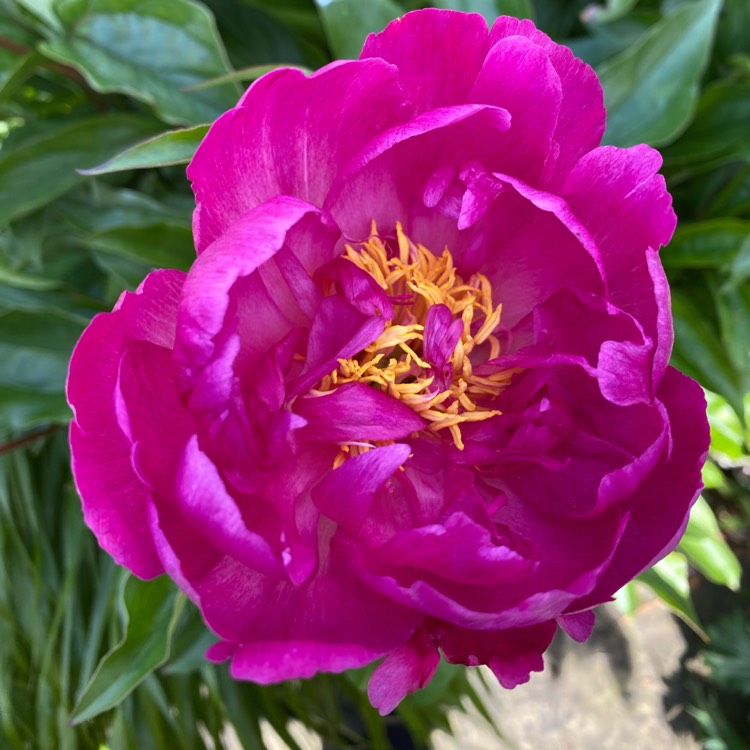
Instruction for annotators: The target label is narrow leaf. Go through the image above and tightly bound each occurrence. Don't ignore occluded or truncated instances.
[80,126,210,175]
[70,575,184,724]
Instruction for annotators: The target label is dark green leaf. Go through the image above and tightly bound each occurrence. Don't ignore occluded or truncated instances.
[663,82,750,167]
[71,575,185,724]
[314,0,402,60]
[0,310,82,393]
[80,125,209,175]
[598,0,722,147]
[665,220,750,268]
[40,0,240,125]
[83,224,195,271]
[671,289,744,415]
[0,385,71,430]
[704,611,750,695]
[0,115,161,226]
[678,496,742,591]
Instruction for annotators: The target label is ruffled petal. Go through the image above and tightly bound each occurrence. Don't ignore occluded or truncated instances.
[361,9,491,113]
[572,367,709,609]
[67,269,185,579]
[436,619,557,688]
[490,16,605,185]
[189,60,410,251]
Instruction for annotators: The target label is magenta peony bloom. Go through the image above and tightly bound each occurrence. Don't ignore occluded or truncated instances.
[68,9,709,713]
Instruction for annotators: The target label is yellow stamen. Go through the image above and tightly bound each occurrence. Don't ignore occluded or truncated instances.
[319,222,512,452]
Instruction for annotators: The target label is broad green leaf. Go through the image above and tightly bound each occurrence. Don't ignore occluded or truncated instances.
[434,0,534,22]
[82,224,195,270]
[80,125,210,175]
[598,0,722,147]
[678,496,742,591]
[0,384,71,429]
[663,82,750,167]
[0,115,160,226]
[665,220,750,268]
[314,0,402,60]
[71,575,184,724]
[41,0,240,125]
[0,310,82,393]
[638,552,704,636]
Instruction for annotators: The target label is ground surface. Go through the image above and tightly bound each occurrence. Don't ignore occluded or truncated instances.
[433,597,699,750]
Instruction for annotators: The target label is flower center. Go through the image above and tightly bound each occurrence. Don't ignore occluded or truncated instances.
[316,223,514,451]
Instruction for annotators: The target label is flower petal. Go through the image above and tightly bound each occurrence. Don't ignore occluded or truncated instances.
[189,60,410,251]
[67,270,185,579]
[296,383,424,442]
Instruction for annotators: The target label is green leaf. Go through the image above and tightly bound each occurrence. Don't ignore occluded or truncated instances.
[0,310,82,393]
[14,0,62,31]
[679,496,742,591]
[665,220,750,269]
[40,0,240,125]
[598,0,722,147]
[433,0,534,22]
[71,575,185,724]
[671,290,744,415]
[0,384,71,430]
[82,224,195,271]
[704,611,750,696]
[705,390,748,460]
[0,115,161,226]
[314,0,402,60]
[638,552,704,636]
[80,125,210,175]
[182,62,312,92]
[663,82,750,167]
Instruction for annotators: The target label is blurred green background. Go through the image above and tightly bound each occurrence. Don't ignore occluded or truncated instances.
[0,0,748,748]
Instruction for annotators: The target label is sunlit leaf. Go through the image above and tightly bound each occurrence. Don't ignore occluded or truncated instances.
[638,552,705,637]
[678,496,742,591]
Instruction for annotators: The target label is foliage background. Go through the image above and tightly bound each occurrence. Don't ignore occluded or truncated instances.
[0,0,748,747]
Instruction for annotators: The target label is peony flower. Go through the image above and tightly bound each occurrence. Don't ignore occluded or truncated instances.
[68,9,709,714]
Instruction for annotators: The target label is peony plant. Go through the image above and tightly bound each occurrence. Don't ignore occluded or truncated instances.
[67,9,709,714]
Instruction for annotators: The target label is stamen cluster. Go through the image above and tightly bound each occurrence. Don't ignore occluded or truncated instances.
[316,224,515,449]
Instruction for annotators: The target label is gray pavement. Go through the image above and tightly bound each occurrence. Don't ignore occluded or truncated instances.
[433,596,699,749]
